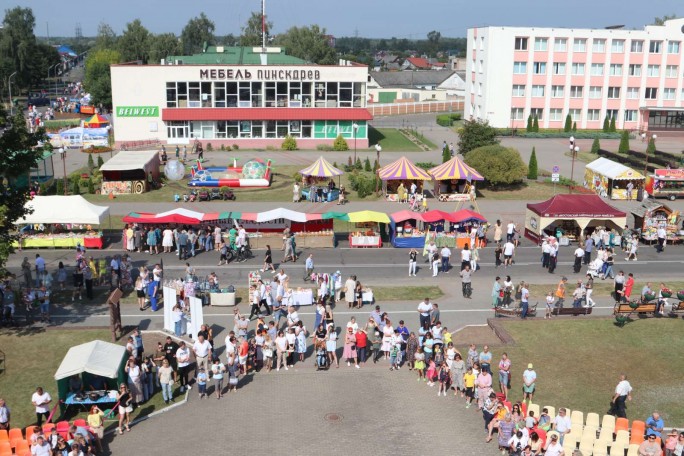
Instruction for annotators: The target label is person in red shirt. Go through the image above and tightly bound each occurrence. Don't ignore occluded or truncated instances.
[238,339,249,375]
[355,330,368,364]
[621,273,635,303]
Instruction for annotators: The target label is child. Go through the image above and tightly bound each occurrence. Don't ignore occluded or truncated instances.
[463,366,476,408]
[545,291,554,319]
[196,367,207,399]
[371,331,382,364]
[438,362,451,397]
[211,359,225,399]
[426,359,437,387]
[56,261,67,289]
[315,340,327,370]
[389,344,399,371]
[261,245,276,273]
[414,347,426,381]
[537,408,551,431]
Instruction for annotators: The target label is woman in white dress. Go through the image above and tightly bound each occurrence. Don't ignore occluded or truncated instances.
[326,323,339,368]
[162,228,174,253]
[213,226,222,251]
[381,318,394,360]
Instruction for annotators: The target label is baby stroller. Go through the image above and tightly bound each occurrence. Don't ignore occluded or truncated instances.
[316,345,329,370]
[586,257,604,279]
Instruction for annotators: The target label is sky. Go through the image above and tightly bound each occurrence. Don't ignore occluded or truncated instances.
[7,0,684,39]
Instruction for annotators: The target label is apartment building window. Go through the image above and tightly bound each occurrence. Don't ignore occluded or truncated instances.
[531,85,545,97]
[592,39,606,52]
[590,63,604,76]
[626,87,639,99]
[606,109,619,120]
[533,62,547,74]
[571,63,585,75]
[664,88,676,100]
[479,60,483,73]
[668,41,680,54]
[649,40,662,53]
[553,62,566,75]
[515,37,528,50]
[478,83,483,96]
[624,110,637,122]
[587,109,601,121]
[479,37,485,50]
[513,62,527,73]
[666,65,678,78]
[573,38,587,52]
[589,86,602,98]
[470,83,475,94]
[549,108,563,121]
[512,84,525,97]
[569,108,582,121]
[530,108,544,120]
[570,86,584,98]
[554,38,567,52]
[510,108,524,120]
[609,64,623,76]
[630,40,644,52]
[611,39,625,53]
[534,38,548,51]
[647,65,660,77]
[551,85,565,97]
[628,64,642,76]
[607,87,620,98]
[645,87,658,99]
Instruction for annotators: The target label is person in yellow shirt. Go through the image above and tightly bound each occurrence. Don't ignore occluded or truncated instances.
[88,257,99,281]
[442,328,452,346]
[86,405,104,452]
[463,366,476,408]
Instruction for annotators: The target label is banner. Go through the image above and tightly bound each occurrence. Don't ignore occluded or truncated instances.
[186,296,204,341]
[163,287,176,333]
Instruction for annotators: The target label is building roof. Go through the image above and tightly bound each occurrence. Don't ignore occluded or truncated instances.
[370,70,457,88]
[405,57,432,69]
[161,107,373,121]
[100,150,159,172]
[586,157,645,180]
[166,46,306,65]
[527,194,626,218]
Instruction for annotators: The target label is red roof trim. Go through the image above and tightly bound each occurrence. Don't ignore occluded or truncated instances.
[162,107,373,121]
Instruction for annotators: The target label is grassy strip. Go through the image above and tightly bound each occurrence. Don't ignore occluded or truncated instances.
[526,281,684,300]
[368,126,422,152]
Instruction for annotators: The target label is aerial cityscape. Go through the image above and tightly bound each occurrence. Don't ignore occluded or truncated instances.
[1,1,684,455]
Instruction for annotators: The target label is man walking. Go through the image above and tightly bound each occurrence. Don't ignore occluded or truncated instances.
[440,246,452,273]
[656,225,667,253]
[459,264,472,298]
[520,282,530,319]
[573,245,585,273]
[583,235,594,265]
[177,230,188,261]
[304,254,314,281]
[417,297,433,329]
[610,374,632,418]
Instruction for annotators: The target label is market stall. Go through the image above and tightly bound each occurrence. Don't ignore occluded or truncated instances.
[422,209,487,248]
[631,201,681,244]
[524,194,626,244]
[428,156,484,202]
[299,156,343,202]
[241,208,335,248]
[346,211,390,248]
[585,157,645,200]
[122,208,225,225]
[390,210,426,248]
[15,196,109,249]
[100,150,160,194]
[378,156,431,202]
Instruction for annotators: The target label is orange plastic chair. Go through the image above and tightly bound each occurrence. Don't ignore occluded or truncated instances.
[15,441,29,454]
[520,402,528,417]
[631,420,646,433]
[0,441,10,454]
[9,438,22,449]
[16,451,31,456]
[42,423,55,433]
[0,448,11,456]
[24,427,38,443]
[55,421,70,432]
[615,417,629,433]
[630,432,644,445]
[7,429,22,442]
[73,419,87,427]
[0,431,6,442]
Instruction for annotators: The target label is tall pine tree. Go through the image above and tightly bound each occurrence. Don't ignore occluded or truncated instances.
[527,147,538,179]
[564,114,572,132]
[618,130,630,154]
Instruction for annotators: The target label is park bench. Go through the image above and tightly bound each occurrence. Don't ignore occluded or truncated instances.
[668,301,684,316]
[552,306,593,316]
[494,303,537,318]
[613,300,657,316]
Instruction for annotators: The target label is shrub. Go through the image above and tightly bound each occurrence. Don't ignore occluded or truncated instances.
[56,179,64,195]
[527,147,538,180]
[232,144,239,150]
[464,145,527,186]
[544,176,576,186]
[602,117,610,132]
[364,157,372,171]
[266,145,276,151]
[436,113,462,127]
[526,115,533,132]
[564,114,572,132]
[333,161,338,168]
[355,157,363,170]
[646,137,656,156]
[281,135,298,150]
[87,153,95,171]
[292,172,302,183]
[316,144,333,151]
[373,159,379,172]
[87,178,95,194]
[458,118,499,155]
[591,137,601,154]
[609,117,616,132]
[532,115,539,132]
[442,144,451,163]
[97,155,104,168]
[71,179,80,195]
[415,162,437,170]
[220,144,226,151]
[618,130,630,154]
[348,172,376,198]
[206,142,213,151]
[572,122,577,132]
[332,134,349,151]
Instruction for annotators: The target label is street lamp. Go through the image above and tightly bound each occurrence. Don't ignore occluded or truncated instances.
[58,147,67,195]
[352,122,359,164]
[48,63,59,98]
[570,145,579,193]
[374,143,382,194]
[8,72,17,116]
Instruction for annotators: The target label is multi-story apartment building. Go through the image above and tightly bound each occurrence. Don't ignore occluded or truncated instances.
[466,18,684,132]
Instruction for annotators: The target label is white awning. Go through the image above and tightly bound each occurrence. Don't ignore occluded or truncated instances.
[17,195,110,225]
[54,340,127,380]
[586,157,644,180]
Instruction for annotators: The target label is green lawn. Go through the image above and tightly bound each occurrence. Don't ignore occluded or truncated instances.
[478,181,570,200]
[368,127,422,152]
[564,149,599,164]
[492,319,684,425]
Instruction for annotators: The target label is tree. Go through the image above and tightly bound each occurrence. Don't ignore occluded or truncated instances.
[333,134,349,151]
[602,117,610,132]
[464,145,527,186]
[609,116,616,132]
[277,25,336,64]
[527,147,538,180]
[572,121,577,132]
[364,157,372,171]
[181,13,215,54]
[83,48,122,108]
[94,22,118,50]
[532,115,539,132]
[148,33,181,64]
[591,137,601,154]
[564,114,572,132]
[0,107,50,274]
[97,155,104,168]
[427,30,441,55]
[646,137,656,156]
[653,14,676,25]
[457,118,499,155]
[87,153,95,171]
[526,115,532,132]
[240,11,272,47]
[618,130,630,154]
[442,143,451,163]
[117,19,151,63]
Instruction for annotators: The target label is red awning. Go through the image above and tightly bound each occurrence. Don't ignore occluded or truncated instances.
[527,194,626,218]
[162,107,373,121]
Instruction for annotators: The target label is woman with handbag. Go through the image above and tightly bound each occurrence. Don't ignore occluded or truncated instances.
[226,360,239,393]
[262,334,274,372]
[285,328,297,367]
[326,324,339,368]
[343,327,360,369]
[116,384,132,434]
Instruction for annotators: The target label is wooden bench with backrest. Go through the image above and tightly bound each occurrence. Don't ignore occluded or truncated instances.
[552,306,593,316]
[494,303,537,318]
[613,300,657,315]
[669,301,684,315]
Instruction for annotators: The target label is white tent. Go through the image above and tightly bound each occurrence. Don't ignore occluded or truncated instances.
[586,157,644,180]
[54,340,126,380]
[17,195,110,225]
[256,208,308,223]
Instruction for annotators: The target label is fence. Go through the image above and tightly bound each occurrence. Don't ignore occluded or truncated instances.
[120,139,161,150]
[368,100,464,117]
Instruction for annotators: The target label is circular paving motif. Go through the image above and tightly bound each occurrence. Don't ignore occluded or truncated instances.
[324,413,343,422]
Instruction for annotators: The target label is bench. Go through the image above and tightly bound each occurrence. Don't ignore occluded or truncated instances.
[552,306,593,316]
[494,303,537,318]
[668,301,684,316]
[613,300,657,316]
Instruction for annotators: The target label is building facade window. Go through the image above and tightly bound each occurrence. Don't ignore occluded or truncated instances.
[533,62,547,74]
[513,62,527,73]
[630,40,644,52]
[553,62,566,75]
[587,109,601,121]
[663,88,676,100]
[649,40,662,53]
[592,39,606,52]
[624,110,637,122]
[666,65,679,78]
[571,63,585,75]
[668,41,680,54]
[609,64,623,76]
[515,37,528,50]
[549,108,563,121]
[645,87,658,99]
[534,38,548,51]
[626,87,639,99]
[570,86,583,98]
[611,39,625,53]
[530,108,544,120]
[648,111,684,129]
[573,38,587,52]
[628,64,642,76]
[531,85,545,97]
[607,87,620,99]
[551,85,565,97]
[510,107,525,120]
[590,63,604,76]
[606,109,619,120]
[554,38,567,52]
[589,86,602,98]
[512,84,526,96]
[569,108,582,121]
[647,65,660,77]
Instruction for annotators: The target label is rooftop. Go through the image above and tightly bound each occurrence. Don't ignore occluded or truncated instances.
[165,45,307,65]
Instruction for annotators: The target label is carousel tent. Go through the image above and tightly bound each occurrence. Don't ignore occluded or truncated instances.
[428,156,484,181]
[378,157,431,181]
[17,196,110,225]
[525,194,626,242]
[83,114,110,128]
[299,157,344,177]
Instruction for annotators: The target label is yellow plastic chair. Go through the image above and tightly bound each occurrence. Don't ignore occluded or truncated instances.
[601,414,616,433]
[528,403,540,418]
[571,410,584,426]
[586,412,600,429]
[578,435,595,455]
[626,443,640,456]
[598,426,614,444]
[562,434,578,452]
[611,440,627,456]
[615,429,630,448]
[592,439,609,456]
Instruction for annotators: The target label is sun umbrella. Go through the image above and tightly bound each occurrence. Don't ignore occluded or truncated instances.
[299,157,344,177]
[428,156,484,181]
[378,157,432,181]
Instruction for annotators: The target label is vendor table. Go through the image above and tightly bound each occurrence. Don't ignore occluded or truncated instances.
[64,390,117,412]
[349,235,382,248]
[16,235,104,249]
[392,236,426,248]
[362,290,374,304]
[291,289,314,306]
[210,291,236,306]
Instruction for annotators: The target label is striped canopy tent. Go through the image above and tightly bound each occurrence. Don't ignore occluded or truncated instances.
[83,114,109,128]
[122,208,221,225]
[428,156,484,181]
[299,157,344,177]
[378,157,432,181]
[255,208,322,222]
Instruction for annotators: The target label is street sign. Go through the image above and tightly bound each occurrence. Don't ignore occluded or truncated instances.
[552,165,560,173]
[551,173,560,182]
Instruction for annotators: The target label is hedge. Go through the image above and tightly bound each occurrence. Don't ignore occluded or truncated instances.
[436,113,462,127]
[597,149,657,173]
[495,130,624,139]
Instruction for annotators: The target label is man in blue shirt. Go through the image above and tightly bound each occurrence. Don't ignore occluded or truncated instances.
[583,236,594,265]
[645,411,664,438]
[304,254,314,281]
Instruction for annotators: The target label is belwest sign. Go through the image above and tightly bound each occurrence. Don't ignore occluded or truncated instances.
[116,106,159,117]
[199,68,321,81]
